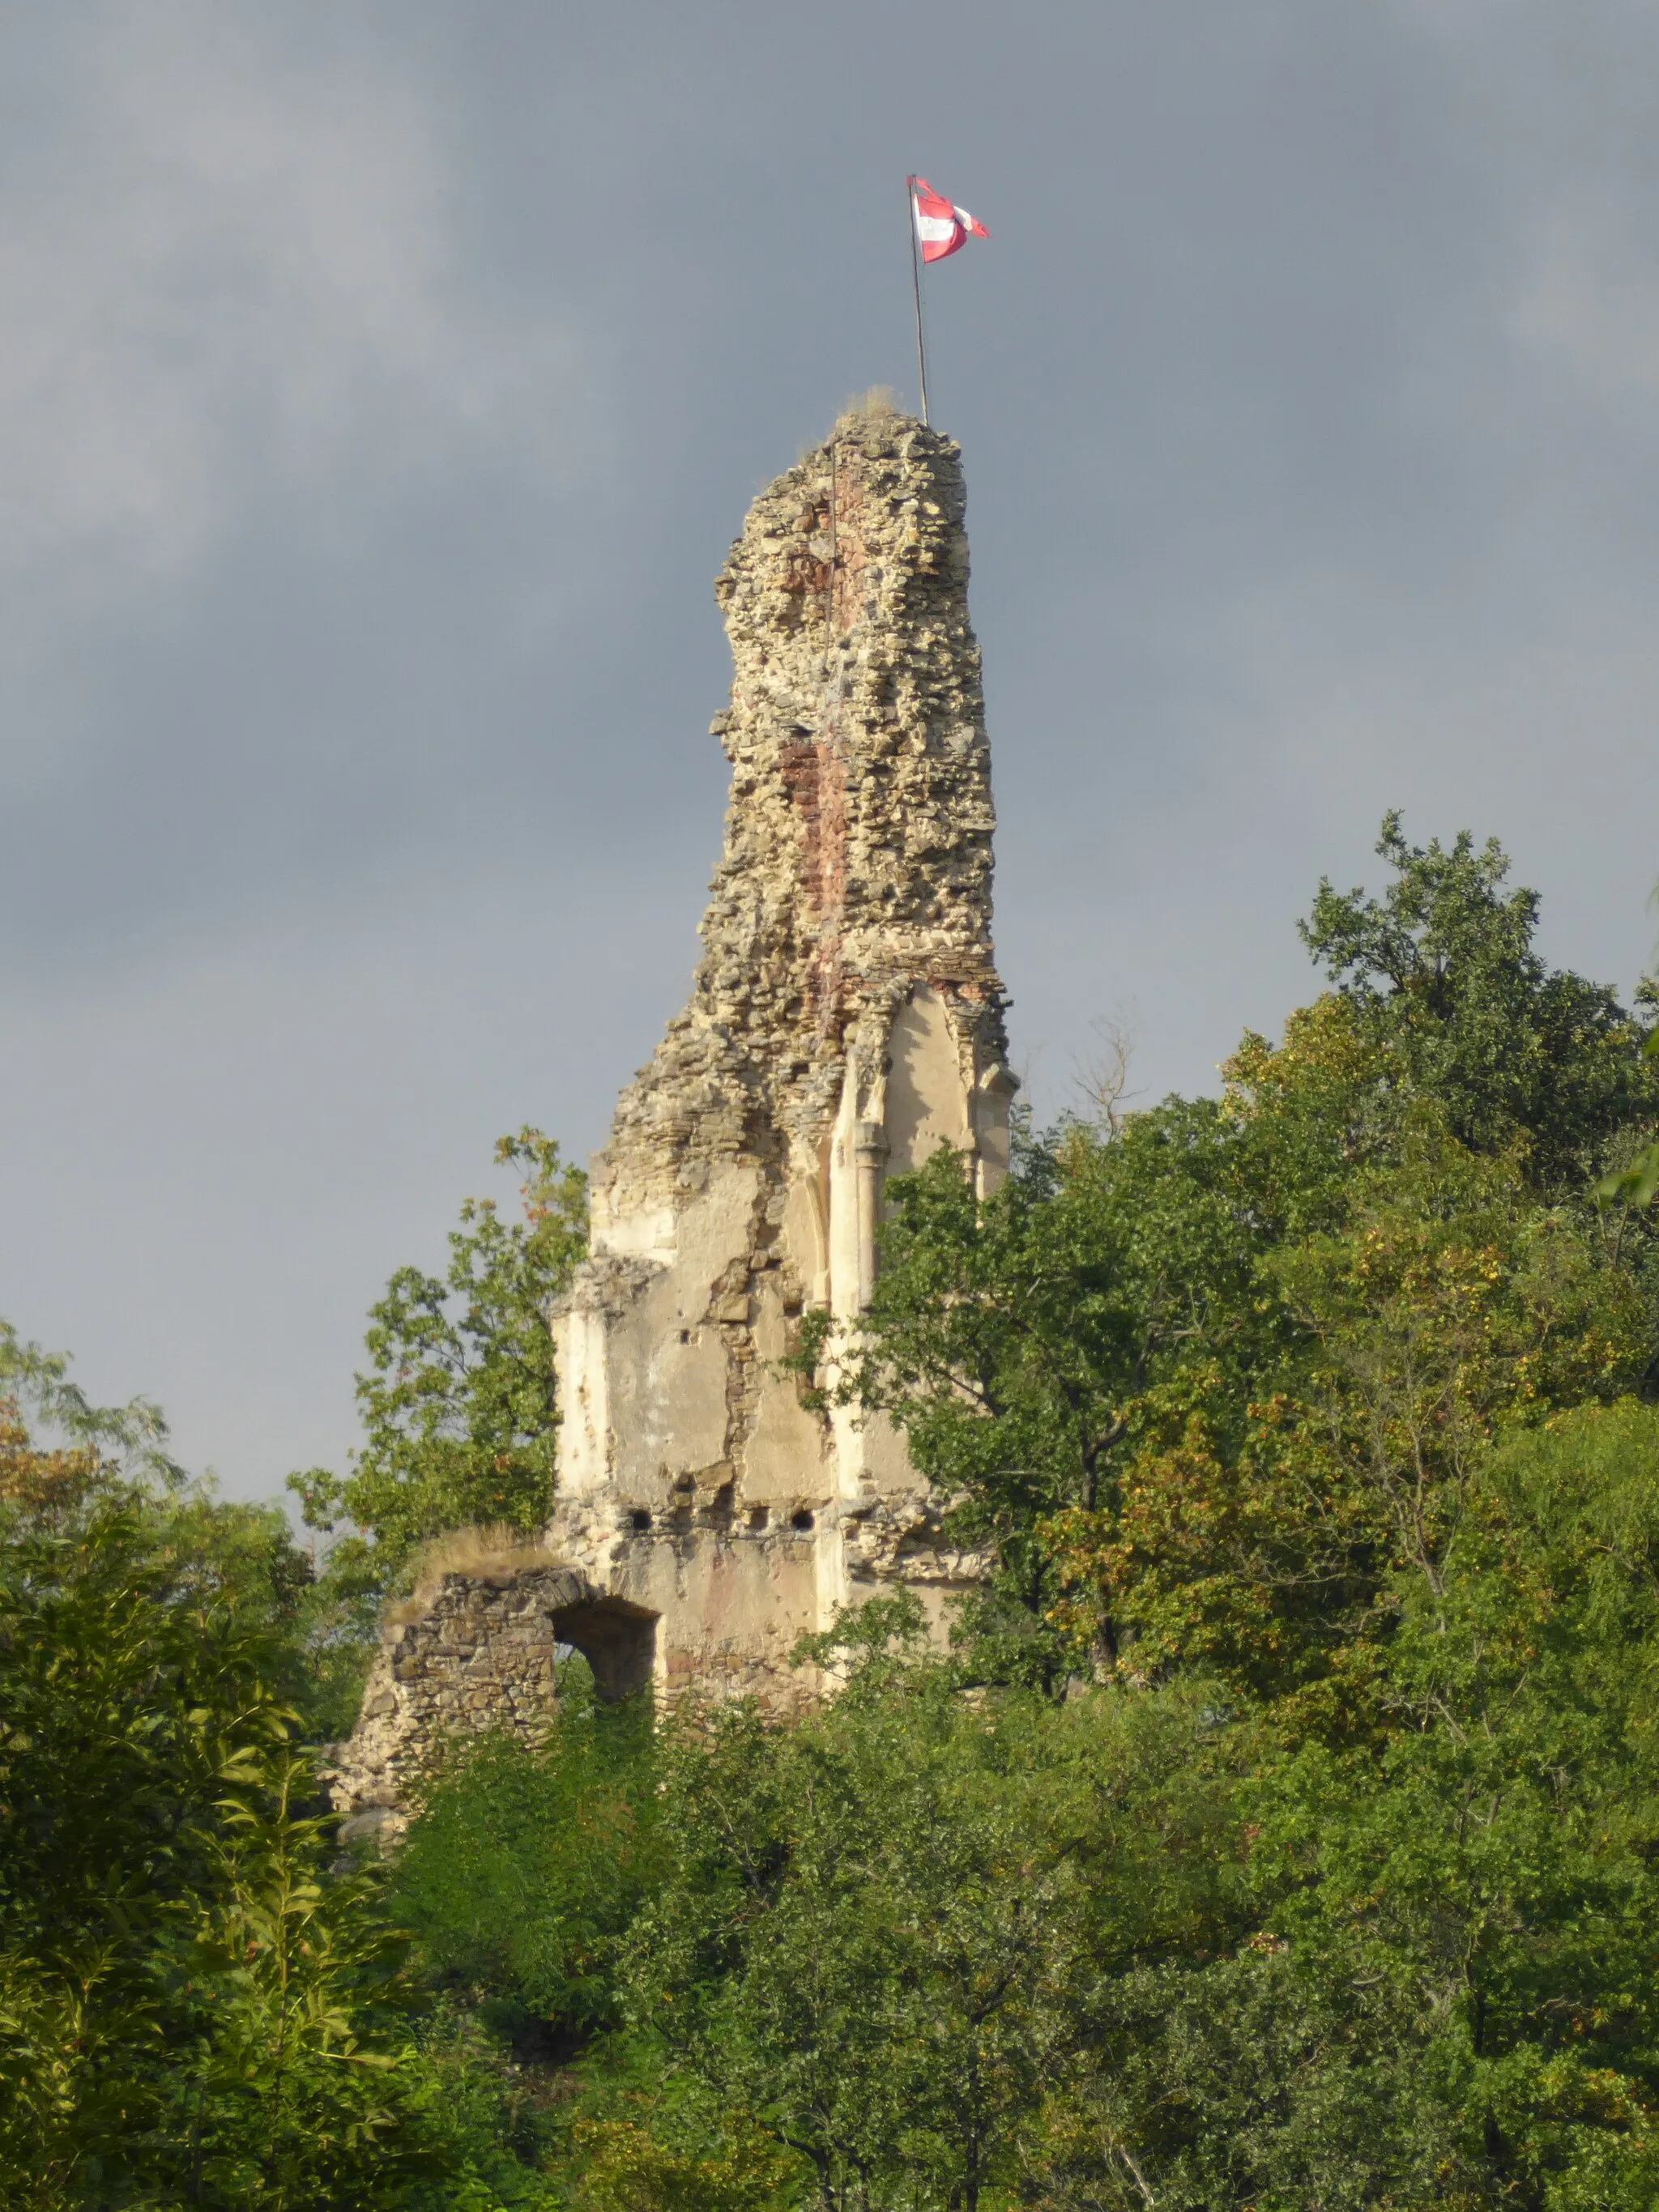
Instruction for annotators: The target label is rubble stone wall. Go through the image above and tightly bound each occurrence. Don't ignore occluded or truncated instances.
[326,1560,658,1846]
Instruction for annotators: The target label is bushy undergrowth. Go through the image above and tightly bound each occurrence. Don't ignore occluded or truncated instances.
[390,1668,659,2056]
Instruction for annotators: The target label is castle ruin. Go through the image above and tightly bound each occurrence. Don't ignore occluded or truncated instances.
[332,404,1012,1835]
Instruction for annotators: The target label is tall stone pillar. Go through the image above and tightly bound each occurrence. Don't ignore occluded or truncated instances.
[548,400,1013,1703]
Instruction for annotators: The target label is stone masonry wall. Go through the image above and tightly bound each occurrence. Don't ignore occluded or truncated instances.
[331,404,1015,1834]
[547,401,1013,1698]
[328,1563,585,1848]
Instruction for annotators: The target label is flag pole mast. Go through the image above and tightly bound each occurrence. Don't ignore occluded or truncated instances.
[906,173,930,427]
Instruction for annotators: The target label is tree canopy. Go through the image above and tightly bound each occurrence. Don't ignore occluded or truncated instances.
[289,1128,586,1600]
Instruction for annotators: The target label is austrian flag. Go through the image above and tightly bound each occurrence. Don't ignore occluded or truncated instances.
[910,176,988,263]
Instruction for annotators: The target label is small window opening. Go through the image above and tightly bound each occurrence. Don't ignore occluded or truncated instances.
[791,1508,816,1533]
[747,1505,770,1532]
[629,1508,652,1534]
[678,1329,691,1345]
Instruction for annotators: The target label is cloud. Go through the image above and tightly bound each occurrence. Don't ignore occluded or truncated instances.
[1518,194,1659,411]
[0,6,599,590]
[9,0,1659,1504]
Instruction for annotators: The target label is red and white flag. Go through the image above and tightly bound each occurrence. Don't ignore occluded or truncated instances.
[911,176,988,264]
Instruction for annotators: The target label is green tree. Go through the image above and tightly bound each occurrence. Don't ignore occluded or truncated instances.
[0,1331,561,2209]
[1300,811,1657,1194]
[831,820,1659,1698]
[0,1317,184,1494]
[290,1130,586,1599]
[1034,1404,1659,2210]
[0,1374,373,2203]
[621,1604,1077,2211]
[149,1738,449,2211]
[558,2112,802,2212]
[815,1093,1290,1692]
[1042,1110,1653,1723]
[1,1317,366,1739]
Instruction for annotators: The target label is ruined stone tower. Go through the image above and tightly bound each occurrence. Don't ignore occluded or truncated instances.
[544,400,1013,1698]
[330,406,1011,1832]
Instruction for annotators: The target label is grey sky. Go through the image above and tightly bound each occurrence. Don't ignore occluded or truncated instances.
[5,1,1659,1502]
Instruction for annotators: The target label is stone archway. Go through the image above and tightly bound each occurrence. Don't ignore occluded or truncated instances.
[551,1593,658,1701]
[329,1557,659,1844]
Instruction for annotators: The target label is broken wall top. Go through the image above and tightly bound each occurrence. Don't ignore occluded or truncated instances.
[594,404,1009,1237]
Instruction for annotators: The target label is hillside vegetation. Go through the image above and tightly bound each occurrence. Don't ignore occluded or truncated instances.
[7,818,1659,2209]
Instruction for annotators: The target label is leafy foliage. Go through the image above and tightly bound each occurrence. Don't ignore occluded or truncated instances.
[390,1676,660,2056]
[290,1129,587,1599]
[0,1353,561,2208]
[1300,812,1657,1192]
[622,1609,1074,2212]
[828,820,1659,1720]
[553,2114,801,2212]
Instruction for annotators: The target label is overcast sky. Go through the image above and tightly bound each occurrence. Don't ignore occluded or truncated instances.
[6,0,1659,1502]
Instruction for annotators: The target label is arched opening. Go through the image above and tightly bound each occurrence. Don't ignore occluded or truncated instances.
[550,1596,659,1702]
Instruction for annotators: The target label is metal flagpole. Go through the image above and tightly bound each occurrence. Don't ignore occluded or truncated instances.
[906,173,930,427]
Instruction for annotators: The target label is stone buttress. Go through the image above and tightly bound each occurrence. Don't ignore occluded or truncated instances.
[546,404,1013,1702]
